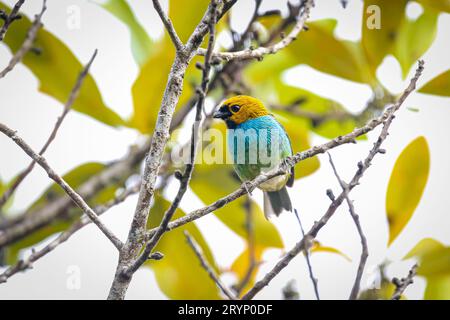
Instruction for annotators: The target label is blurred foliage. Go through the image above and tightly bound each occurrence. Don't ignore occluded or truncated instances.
[5,162,124,264]
[0,2,125,128]
[230,245,264,295]
[405,238,450,299]
[386,136,430,245]
[1,0,449,300]
[419,69,450,97]
[310,240,351,262]
[100,0,153,66]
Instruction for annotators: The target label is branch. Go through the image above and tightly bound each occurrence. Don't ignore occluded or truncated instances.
[0,48,95,209]
[152,0,184,52]
[0,0,46,78]
[196,0,314,61]
[184,231,237,300]
[327,153,368,300]
[239,60,424,300]
[143,61,424,244]
[391,264,418,300]
[0,0,25,41]
[107,0,236,300]
[0,123,123,250]
[0,181,140,284]
[294,208,320,300]
[125,0,219,276]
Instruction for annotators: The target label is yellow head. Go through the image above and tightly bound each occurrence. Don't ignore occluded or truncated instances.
[213,95,270,128]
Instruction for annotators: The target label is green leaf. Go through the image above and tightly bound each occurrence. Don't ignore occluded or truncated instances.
[386,136,430,246]
[285,19,375,84]
[100,0,153,66]
[361,0,408,73]
[5,163,123,264]
[393,8,438,79]
[415,0,450,13]
[417,247,450,277]
[0,176,14,212]
[0,2,125,128]
[145,195,220,299]
[418,69,450,97]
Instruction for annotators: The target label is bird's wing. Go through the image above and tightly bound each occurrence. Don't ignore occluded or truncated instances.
[272,116,295,188]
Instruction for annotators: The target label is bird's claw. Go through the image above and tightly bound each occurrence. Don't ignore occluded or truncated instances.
[243,181,254,196]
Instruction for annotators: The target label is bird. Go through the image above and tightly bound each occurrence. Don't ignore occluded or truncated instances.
[213,95,294,219]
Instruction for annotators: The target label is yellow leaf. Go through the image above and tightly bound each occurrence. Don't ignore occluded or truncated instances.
[361,0,408,73]
[404,238,445,260]
[311,241,352,262]
[145,196,221,299]
[286,19,375,84]
[418,69,450,97]
[230,245,265,295]
[386,136,430,245]
[0,2,125,128]
[424,275,450,300]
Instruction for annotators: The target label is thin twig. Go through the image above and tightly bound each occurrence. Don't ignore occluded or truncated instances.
[0,181,140,284]
[152,0,184,52]
[197,0,314,61]
[240,61,424,300]
[0,0,25,41]
[0,0,46,79]
[391,264,418,300]
[327,153,368,300]
[294,208,320,300]
[0,48,96,208]
[0,123,123,250]
[184,231,237,300]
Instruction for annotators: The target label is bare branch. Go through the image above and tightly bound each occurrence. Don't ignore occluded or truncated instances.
[0,0,46,78]
[0,0,25,41]
[239,61,424,300]
[0,181,140,284]
[0,123,123,250]
[152,0,184,52]
[294,208,320,300]
[391,264,418,300]
[197,0,314,61]
[184,231,237,300]
[0,48,96,209]
[327,153,368,300]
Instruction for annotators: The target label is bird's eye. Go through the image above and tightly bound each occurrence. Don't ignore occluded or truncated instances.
[230,105,240,113]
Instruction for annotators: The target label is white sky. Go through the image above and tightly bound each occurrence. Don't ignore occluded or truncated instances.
[0,0,449,299]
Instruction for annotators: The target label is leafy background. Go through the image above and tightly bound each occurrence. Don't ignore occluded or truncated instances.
[0,0,449,299]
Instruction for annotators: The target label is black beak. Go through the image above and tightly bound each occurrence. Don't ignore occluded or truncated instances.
[213,108,231,119]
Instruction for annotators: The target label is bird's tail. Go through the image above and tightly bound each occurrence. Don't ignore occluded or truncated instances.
[263,187,292,219]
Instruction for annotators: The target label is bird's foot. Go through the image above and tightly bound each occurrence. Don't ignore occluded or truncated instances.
[243,181,254,196]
